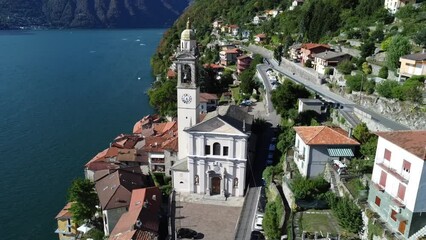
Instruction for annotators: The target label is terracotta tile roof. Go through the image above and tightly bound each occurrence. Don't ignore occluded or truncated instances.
[116,149,145,163]
[95,169,148,210]
[162,136,178,152]
[294,126,360,145]
[229,24,239,29]
[85,147,121,170]
[302,43,330,50]
[109,230,158,240]
[224,48,241,54]
[55,202,74,219]
[237,55,252,60]
[153,121,177,136]
[375,130,426,160]
[109,187,162,239]
[112,134,143,149]
[255,33,266,38]
[200,93,218,101]
[133,114,161,135]
[203,63,224,69]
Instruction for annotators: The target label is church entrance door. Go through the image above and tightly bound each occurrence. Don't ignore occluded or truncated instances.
[211,177,221,195]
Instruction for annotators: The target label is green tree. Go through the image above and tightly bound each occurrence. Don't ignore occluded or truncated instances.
[337,59,354,74]
[413,28,426,48]
[386,35,412,70]
[271,80,311,118]
[331,197,363,233]
[263,201,281,239]
[68,178,99,224]
[353,123,372,144]
[362,62,372,75]
[304,59,313,68]
[376,79,399,98]
[381,37,392,51]
[360,40,376,58]
[361,135,378,160]
[378,66,389,79]
[148,78,177,117]
[400,78,424,103]
[274,45,283,65]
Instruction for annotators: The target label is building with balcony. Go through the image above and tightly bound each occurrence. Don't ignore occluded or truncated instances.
[300,43,331,65]
[293,126,360,178]
[219,48,242,66]
[313,51,351,75]
[237,55,253,75]
[398,53,426,81]
[55,202,78,240]
[367,130,426,239]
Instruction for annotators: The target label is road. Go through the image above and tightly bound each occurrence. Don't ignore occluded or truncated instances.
[244,44,410,131]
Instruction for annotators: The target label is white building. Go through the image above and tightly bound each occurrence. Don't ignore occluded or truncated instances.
[297,98,324,114]
[368,130,426,239]
[171,19,253,198]
[293,126,359,178]
[384,0,417,14]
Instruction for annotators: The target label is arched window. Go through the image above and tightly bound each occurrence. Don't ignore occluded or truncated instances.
[213,142,221,155]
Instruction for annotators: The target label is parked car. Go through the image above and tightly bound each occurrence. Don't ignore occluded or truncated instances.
[251,230,265,240]
[268,144,276,151]
[253,215,264,231]
[177,228,198,239]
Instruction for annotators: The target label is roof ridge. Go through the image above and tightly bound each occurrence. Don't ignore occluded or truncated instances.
[306,126,326,144]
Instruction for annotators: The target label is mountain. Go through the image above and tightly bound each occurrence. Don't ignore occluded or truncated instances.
[0,0,191,29]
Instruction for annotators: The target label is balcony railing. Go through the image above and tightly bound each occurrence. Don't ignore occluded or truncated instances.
[376,162,409,184]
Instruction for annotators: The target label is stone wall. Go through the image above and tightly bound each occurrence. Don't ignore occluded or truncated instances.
[333,90,426,130]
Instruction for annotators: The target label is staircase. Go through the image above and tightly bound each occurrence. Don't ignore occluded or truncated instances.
[409,225,426,240]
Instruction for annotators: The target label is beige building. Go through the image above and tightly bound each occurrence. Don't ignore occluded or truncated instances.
[55,202,78,240]
[399,53,426,81]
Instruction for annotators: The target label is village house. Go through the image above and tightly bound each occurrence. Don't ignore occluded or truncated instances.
[368,130,426,239]
[293,126,360,178]
[212,18,223,29]
[289,43,303,61]
[172,20,254,198]
[384,0,417,14]
[228,24,240,36]
[252,15,266,25]
[200,93,219,114]
[300,43,331,65]
[297,98,325,114]
[254,33,267,44]
[108,187,162,240]
[313,51,352,75]
[265,9,280,18]
[237,55,253,75]
[398,53,426,81]
[95,169,150,236]
[55,202,78,240]
[289,0,305,10]
[220,48,242,66]
[203,63,224,75]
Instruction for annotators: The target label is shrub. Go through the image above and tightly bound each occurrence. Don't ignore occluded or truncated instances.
[337,59,354,74]
[376,79,399,98]
[331,197,363,234]
[378,66,389,79]
[291,176,330,200]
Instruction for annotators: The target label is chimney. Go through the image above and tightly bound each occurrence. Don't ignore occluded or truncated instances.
[348,128,353,138]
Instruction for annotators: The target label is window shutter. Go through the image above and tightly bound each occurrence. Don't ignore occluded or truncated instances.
[379,171,387,187]
[384,149,392,161]
[398,183,406,201]
[403,160,411,172]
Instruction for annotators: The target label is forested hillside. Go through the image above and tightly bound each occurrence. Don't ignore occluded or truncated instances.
[151,0,395,75]
[0,0,191,29]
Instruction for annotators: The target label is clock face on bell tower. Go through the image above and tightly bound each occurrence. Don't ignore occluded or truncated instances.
[181,93,192,104]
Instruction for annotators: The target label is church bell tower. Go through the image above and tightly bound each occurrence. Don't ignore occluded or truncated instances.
[175,18,200,160]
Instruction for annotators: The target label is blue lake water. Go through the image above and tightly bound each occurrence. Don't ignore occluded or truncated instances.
[0,29,164,239]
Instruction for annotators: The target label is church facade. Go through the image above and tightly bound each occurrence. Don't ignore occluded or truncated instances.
[171,20,253,198]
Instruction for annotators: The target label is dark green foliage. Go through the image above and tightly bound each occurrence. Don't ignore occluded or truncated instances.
[346,74,375,94]
[276,124,296,153]
[353,123,378,160]
[378,66,389,79]
[85,228,104,240]
[360,40,376,58]
[386,35,412,70]
[148,78,177,117]
[353,123,372,144]
[291,176,330,200]
[271,80,311,118]
[274,45,283,64]
[376,79,399,98]
[239,54,263,95]
[67,178,99,224]
[199,67,233,94]
[414,28,426,48]
[337,59,354,74]
[295,110,321,126]
[329,196,363,234]
[263,199,283,240]
[304,59,313,68]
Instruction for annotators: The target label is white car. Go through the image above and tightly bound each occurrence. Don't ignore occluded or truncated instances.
[254,215,264,231]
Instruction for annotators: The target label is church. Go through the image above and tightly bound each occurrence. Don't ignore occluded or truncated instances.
[171,20,253,198]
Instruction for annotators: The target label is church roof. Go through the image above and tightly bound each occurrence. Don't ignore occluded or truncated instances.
[187,105,253,135]
[181,19,196,41]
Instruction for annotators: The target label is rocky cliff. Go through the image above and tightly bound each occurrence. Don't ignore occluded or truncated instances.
[0,0,191,29]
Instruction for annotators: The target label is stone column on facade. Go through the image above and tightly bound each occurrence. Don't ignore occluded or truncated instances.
[188,158,195,193]
[188,134,194,155]
[229,163,235,196]
[241,138,247,159]
[199,159,206,194]
[238,162,246,197]
[206,171,211,196]
[229,137,235,158]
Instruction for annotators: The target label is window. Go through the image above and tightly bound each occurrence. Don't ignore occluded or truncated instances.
[223,146,229,156]
[384,149,392,161]
[375,196,381,206]
[213,142,221,155]
[403,160,411,173]
[379,171,387,188]
[391,209,397,221]
[398,183,406,201]
[205,145,211,155]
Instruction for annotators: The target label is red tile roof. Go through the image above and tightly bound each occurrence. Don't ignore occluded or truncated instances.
[237,55,252,60]
[203,63,225,69]
[133,114,161,135]
[85,147,121,170]
[200,93,218,101]
[294,126,360,145]
[224,48,241,54]
[375,130,426,160]
[162,136,178,152]
[255,33,266,38]
[95,169,148,210]
[301,43,330,50]
[112,134,143,149]
[55,202,74,219]
[109,187,162,239]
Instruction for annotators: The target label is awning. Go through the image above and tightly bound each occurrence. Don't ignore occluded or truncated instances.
[327,148,354,157]
[77,224,93,234]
